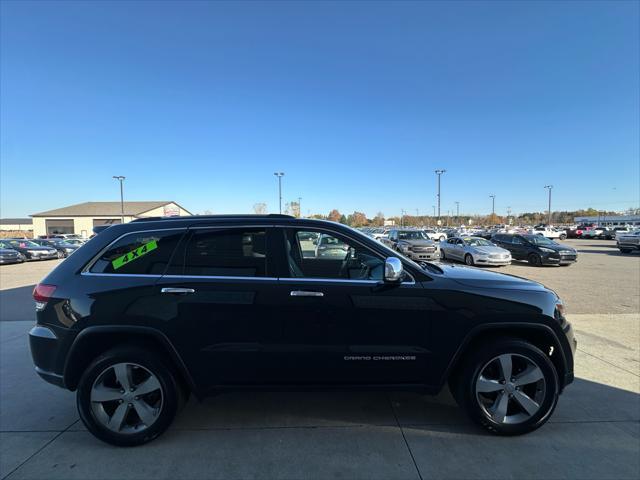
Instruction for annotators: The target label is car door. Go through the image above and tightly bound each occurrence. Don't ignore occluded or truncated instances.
[154,225,282,391]
[266,226,434,385]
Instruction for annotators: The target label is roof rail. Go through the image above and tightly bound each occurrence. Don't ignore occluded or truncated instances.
[130,214,295,223]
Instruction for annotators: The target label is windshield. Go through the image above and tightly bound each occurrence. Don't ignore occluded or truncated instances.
[463,237,494,247]
[8,240,39,248]
[398,231,427,240]
[524,235,556,246]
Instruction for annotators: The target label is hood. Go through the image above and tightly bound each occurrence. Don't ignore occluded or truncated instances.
[400,239,435,247]
[472,246,510,255]
[438,264,546,291]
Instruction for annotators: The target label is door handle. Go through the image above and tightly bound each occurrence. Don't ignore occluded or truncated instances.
[290,290,324,297]
[161,287,195,295]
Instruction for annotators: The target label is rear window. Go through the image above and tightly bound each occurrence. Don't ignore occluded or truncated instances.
[175,228,267,277]
[90,230,184,274]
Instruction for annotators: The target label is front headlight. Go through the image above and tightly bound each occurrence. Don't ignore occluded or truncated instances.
[539,247,556,253]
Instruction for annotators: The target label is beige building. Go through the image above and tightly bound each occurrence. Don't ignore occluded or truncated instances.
[31,201,192,238]
[0,218,33,232]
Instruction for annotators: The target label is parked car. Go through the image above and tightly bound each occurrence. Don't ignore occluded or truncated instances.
[580,227,605,239]
[0,239,58,261]
[314,233,350,258]
[614,227,638,242]
[31,239,79,258]
[492,234,577,266]
[382,229,440,261]
[423,229,447,242]
[29,215,576,446]
[440,237,512,267]
[0,247,25,264]
[617,230,640,254]
[530,227,567,241]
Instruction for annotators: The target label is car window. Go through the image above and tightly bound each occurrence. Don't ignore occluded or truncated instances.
[90,230,184,275]
[177,228,267,277]
[289,230,384,281]
[447,238,456,244]
[512,236,525,245]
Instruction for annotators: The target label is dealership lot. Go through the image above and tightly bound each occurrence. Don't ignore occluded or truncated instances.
[0,239,638,479]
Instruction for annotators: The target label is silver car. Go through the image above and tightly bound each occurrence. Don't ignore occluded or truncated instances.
[440,236,512,266]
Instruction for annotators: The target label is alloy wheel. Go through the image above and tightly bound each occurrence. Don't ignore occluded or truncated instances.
[90,362,163,434]
[475,353,546,425]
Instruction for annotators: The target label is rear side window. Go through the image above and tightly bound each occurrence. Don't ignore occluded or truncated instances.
[90,230,184,274]
[177,228,267,277]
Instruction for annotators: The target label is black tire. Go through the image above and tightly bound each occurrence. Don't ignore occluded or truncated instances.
[77,346,182,447]
[440,249,446,260]
[620,249,632,254]
[453,338,559,436]
[464,254,475,266]
[439,235,446,242]
[559,234,567,240]
[528,253,542,266]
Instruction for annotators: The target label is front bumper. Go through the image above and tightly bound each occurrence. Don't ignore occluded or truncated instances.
[405,249,439,261]
[542,253,577,265]
[474,256,512,266]
[27,253,58,261]
[0,256,24,264]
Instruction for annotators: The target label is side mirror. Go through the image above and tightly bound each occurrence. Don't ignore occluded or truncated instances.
[384,257,404,282]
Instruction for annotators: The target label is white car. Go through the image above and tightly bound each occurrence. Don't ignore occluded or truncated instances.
[530,227,567,240]
[440,236,512,266]
[423,229,447,242]
[614,228,639,242]
[617,230,640,253]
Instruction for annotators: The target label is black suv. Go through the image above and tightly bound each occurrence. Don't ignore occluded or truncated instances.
[492,234,578,267]
[29,215,576,446]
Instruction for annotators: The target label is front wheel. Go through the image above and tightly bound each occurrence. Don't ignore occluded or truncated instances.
[464,254,475,266]
[528,253,542,266]
[453,339,559,435]
[77,346,183,446]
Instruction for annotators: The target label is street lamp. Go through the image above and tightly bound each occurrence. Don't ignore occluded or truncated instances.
[435,170,446,218]
[112,176,125,223]
[489,195,496,222]
[273,172,285,214]
[544,185,553,226]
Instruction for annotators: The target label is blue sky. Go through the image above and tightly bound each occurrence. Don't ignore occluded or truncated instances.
[1,0,638,218]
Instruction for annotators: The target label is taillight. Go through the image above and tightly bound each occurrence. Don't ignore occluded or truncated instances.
[33,284,56,311]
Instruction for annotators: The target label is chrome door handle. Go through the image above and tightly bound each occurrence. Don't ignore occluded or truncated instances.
[161,287,195,295]
[290,290,324,297]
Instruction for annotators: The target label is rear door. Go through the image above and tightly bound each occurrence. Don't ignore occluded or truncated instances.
[155,226,282,391]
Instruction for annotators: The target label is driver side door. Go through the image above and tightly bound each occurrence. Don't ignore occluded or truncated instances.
[265,227,430,385]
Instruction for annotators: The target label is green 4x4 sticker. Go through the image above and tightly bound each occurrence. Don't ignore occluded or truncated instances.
[112,240,158,270]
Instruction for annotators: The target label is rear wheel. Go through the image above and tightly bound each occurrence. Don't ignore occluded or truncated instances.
[77,346,182,446]
[559,234,567,240]
[439,235,446,242]
[453,339,559,435]
[528,253,542,266]
[464,254,475,266]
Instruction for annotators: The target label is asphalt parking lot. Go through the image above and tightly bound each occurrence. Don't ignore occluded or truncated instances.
[0,239,638,479]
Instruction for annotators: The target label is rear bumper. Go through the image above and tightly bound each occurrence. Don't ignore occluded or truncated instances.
[29,325,68,389]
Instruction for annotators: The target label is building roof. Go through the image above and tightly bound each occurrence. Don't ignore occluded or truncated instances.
[0,218,33,225]
[31,201,191,217]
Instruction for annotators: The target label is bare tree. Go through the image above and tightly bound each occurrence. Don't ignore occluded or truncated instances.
[253,203,267,215]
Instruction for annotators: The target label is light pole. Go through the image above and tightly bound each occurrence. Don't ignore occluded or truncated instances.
[432,205,436,217]
[273,172,285,214]
[112,176,125,223]
[298,197,302,218]
[489,195,496,223]
[401,209,406,227]
[435,169,446,219]
[507,206,512,225]
[455,201,460,222]
[544,185,553,226]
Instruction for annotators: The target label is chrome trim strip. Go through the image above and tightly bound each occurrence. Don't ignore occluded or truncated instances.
[162,275,278,281]
[35,366,63,379]
[81,272,163,278]
[290,290,324,297]
[29,326,57,340]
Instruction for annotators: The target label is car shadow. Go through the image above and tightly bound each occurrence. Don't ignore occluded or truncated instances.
[0,284,36,322]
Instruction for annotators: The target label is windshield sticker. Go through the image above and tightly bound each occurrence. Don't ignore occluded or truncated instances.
[112,240,158,270]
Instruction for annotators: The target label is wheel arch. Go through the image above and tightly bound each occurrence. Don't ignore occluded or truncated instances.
[63,326,201,398]
[443,323,570,393]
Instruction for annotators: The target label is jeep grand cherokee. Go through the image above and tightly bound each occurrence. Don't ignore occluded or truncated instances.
[29,215,576,446]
